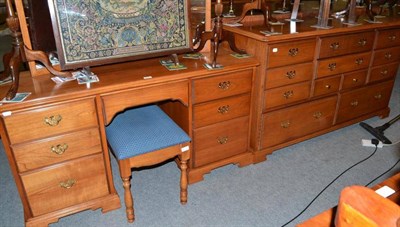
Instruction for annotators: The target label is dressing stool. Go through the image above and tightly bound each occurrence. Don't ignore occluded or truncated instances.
[106,104,191,223]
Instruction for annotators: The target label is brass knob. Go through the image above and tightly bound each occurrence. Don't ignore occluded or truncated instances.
[51,143,68,155]
[44,115,62,126]
[217,105,230,114]
[328,63,336,71]
[325,85,331,89]
[380,69,388,75]
[355,58,364,65]
[388,35,397,41]
[217,136,228,144]
[286,70,296,79]
[283,90,294,99]
[288,48,299,57]
[385,52,392,60]
[374,93,382,99]
[218,81,231,90]
[313,111,322,119]
[352,78,358,83]
[330,42,340,50]
[350,100,359,106]
[280,120,290,128]
[358,39,367,46]
[59,179,76,189]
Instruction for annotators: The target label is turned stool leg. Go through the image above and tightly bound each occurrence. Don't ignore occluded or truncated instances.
[122,176,135,222]
[179,155,188,204]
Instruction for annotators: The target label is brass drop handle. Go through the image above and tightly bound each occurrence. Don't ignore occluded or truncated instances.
[217,136,228,144]
[330,42,340,50]
[358,39,367,46]
[388,35,397,41]
[313,111,322,119]
[374,93,382,99]
[380,69,388,75]
[283,90,294,99]
[280,120,290,128]
[385,52,392,60]
[350,100,359,106]
[51,143,68,155]
[44,115,62,126]
[218,81,231,90]
[60,179,76,189]
[286,70,296,79]
[328,63,336,71]
[325,85,331,89]
[355,58,364,65]
[288,48,299,57]
[217,105,230,114]
[352,78,358,83]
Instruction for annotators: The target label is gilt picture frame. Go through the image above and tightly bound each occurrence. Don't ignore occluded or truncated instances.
[47,0,192,70]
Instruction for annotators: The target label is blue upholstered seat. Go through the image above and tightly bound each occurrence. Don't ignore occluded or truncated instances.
[106,105,191,160]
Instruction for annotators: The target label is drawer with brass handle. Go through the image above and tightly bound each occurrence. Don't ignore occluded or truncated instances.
[372,46,400,66]
[265,62,313,89]
[267,39,316,68]
[261,96,337,148]
[2,98,98,144]
[21,154,109,216]
[193,116,249,167]
[341,70,367,90]
[264,81,311,109]
[12,128,102,172]
[192,69,252,103]
[316,52,371,78]
[313,75,341,97]
[369,62,399,83]
[193,94,250,128]
[375,29,400,49]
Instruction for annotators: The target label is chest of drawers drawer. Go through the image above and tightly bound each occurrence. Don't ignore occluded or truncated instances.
[265,62,313,89]
[264,81,311,109]
[12,128,102,172]
[193,116,249,167]
[369,62,400,83]
[316,52,371,78]
[21,154,110,216]
[192,69,252,103]
[261,96,337,148]
[342,70,367,90]
[372,46,400,66]
[267,39,316,68]
[375,29,400,49]
[193,94,250,128]
[318,31,374,59]
[313,75,341,97]
[3,98,98,144]
[336,80,394,123]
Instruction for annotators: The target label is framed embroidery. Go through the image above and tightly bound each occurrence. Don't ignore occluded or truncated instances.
[48,0,192,69]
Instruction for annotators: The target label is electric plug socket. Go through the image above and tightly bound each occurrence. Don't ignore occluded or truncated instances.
[362,139,384,148]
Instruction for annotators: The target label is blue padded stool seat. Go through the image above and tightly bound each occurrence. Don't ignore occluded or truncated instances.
[106,105,191,160]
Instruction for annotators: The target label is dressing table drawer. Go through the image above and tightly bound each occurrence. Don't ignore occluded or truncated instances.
[316,52,371,78]
[264,82,311,109]
[375,28,400,49]
[372,46,400,66]
[313,76,341,97]
[341,70,367,90]
[265,62,313,89]
[193,94,250,128]
[267,39,316,68]
[3,98,98,144]
[369,62,400,83]
[13,128,102,172]
[21,154,109,216]
[192,69,252,103]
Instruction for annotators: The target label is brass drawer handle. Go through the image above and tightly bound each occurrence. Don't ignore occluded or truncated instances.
[313,111,322,119]
[384,52,392,60]
[283,90,294,99]
[51,143,68,155]
[44,115,62,126]
[355,58,364,65]
[218,81,231,90]
[374,93,382,99]
[380,69,388,75]
[217,105,230,114]
[350,100,359,106]
[288,48,299,57]
[217,136,228,144]
[388,35,397,41]
[358,39,367,46]
[352,78,358,83]
[328,63,336,71]
[325,85,331,89]
[60,179,76,189]
[330,42,340,50]
[280,120,290,128]
[286,70,296,79]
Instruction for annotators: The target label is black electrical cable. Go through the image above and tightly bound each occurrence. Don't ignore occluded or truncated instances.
[281,140,379,227]
[365,157,400,187]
